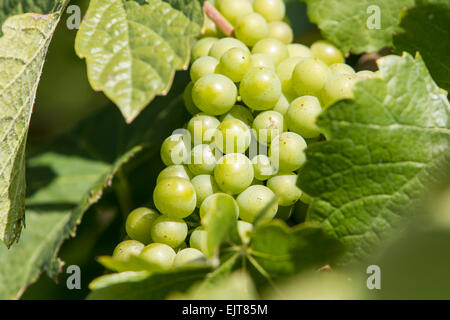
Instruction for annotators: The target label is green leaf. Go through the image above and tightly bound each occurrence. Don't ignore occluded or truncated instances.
[169,270,258,300]
[303,0,414,54]
[394,0,450,92]
[87,267,211,300]
[0,74,189,299]
[75,0,203,123]
[299,53,450,263]
[248,221,344,279]
[0,0,68,248]
[202,193,238,257]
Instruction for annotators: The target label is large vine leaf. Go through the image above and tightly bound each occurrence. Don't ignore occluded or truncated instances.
[0,0,68,248]
[87,267,211,300]
[75,0,203,123]
[247,221,343,280]
[394,0,450,92]
[299,53,450,263]
[303,0,414,54]
[0,74,189,299]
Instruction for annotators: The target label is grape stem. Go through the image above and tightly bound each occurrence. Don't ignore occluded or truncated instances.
[203,1,234,37]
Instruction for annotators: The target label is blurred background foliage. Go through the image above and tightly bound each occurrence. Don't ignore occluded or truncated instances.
[21,0,449,300]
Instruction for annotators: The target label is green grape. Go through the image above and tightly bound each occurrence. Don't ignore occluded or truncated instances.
[329,63,355,76]
[273,94,290,115]
[251,155,274,181]
[216,48,252,82]
[356,70,378,80]
[184,82,201,115]
[235,13,269,47]
[140,243,176,269]
[191,37,218,61]
[214,153,254,194]
[187,113,220,145]
[160,133,190,166]
[125,207,159,244]
[267,172,302,206]
[237,185,278,223]
[209,37,249,60]
[150,216,188,248]
[286,95,322,138]
[219,105,254,126]
[157,165,192,184]
[173,248,206,267]
[199,192,239,219]
[201,15,219,37]
[240,67,282,110]
[252,38,289,66]
[153,177,197,218]
[217,0,253,25]
[113,240,144,260]
[190,56,219,83]
[276,56,303,96]
[269,132,307,172]
[275,205,294,220]
[287,43,312,58]
[191,174,220,207]
[292,58,329,97]
[190,226,208,254]
[310,40,344,65]
[300,192,312,204]
[215,118,251,154]
[251,53,275,70]
[188,144,217,175]
[253,0,285,22]
[252,110,286,145]
[321,74,356,109]
[237,220,253,244]
[268,21,293,44]
[192,74,237,115]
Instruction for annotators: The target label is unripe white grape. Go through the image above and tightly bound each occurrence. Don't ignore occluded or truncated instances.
[173,248,206,267]
[209,37,249,60]
[237,221,253,244]
[240,67,282,110]
[220,105,254,126]
[251,53,275,70]
[113,240,144,260]
[292,58,329,97]
[214,153,254,195]
[190,226,208,254]
[184,82,201,115]
[140,243,176,269]
[217,0,253,25]
[216,47,252,82]
[276,56,303,96]
[150,216,188,248]
[237,185,278,223]
[192,74,237,115]
[329,63,355,76]
[215,118,252,154]
[267,172,302,206]
[235,13,269,47]
[253,0,285,22]
[310,40,344,65]
[190,56,219,83]
[268,21,293,44]
[287,43,312,58]
[269,132,307,172]
[153,177,197,218]
[252,110,286,145]
[191,37,218,61]
[188,144,217,175]
[191,174,220,207]
[286,95,322,138]
[252,38,289,66]
[251,155,275,181]
[199,193,240,219]
[187,113,220,145]
[321,74,356,108]
[160,134,190,166]
[157,165,192,184]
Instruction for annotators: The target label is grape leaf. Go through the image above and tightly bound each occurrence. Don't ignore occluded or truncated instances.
[0,74,189,299]
[303,0,414,54]
[248,221,344,279]
[201,193,238,257]
[299,53,450,263]
[0,0,69,248]
[394,0,450,92]
[87,267,211,299]
[75,0,203,123]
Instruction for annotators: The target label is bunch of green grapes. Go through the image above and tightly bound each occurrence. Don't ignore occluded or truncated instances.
[112,0,379,269]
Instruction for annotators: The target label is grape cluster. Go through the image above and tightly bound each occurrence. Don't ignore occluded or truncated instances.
[112,0,379,269]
